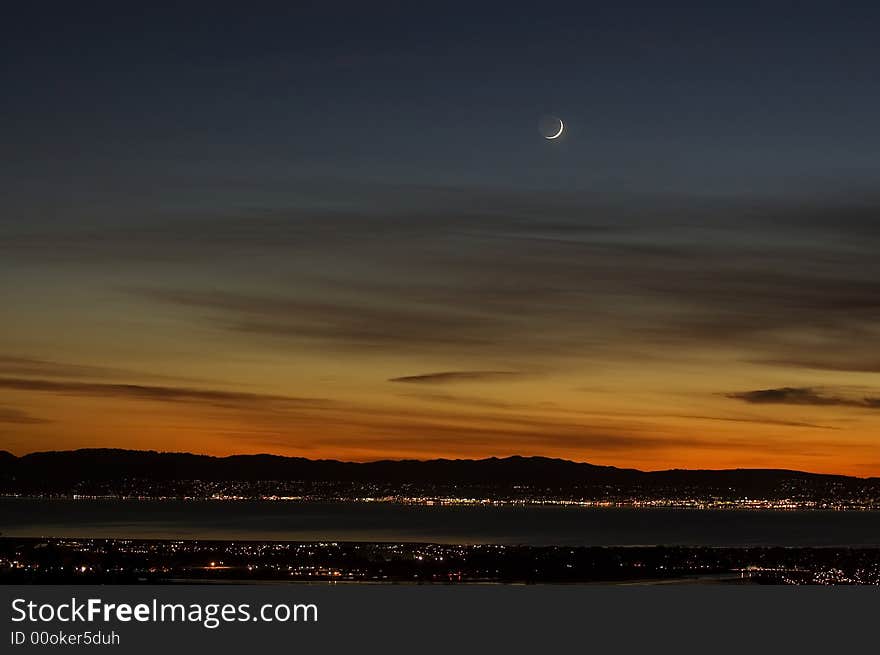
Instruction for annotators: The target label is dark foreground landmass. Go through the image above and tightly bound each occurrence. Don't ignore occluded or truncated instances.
[2,449,880,507]
[2,538,879,585]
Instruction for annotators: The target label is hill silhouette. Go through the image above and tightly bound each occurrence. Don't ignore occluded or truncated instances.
[0,448,876,499]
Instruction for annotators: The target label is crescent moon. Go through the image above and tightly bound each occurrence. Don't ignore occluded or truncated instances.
[545,118,564,139]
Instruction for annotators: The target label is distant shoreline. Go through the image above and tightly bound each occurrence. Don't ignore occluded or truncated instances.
[2,494,879,511]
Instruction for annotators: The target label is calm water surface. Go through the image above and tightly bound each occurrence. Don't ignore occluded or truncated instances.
[2,499,880,546]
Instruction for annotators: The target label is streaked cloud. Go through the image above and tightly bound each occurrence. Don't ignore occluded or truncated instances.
[0,407,50,425]
[0,355,209,383]
[134,288,503,352]
[0,377,329,409]
[389,371,523,384]
[107,189,880,370]
[729,387,880,409]
[752,358,880,374]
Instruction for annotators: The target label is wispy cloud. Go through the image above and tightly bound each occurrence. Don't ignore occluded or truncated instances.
[35,185,860,371]
[0,355,137,379]
[0,355,207,383]
[729,387,880,409]
[119,195,880,368]
[0,377,329,409]
[393,391,519,411]
[752,358,880,374]
[389,371,523,384]
[0,407,50,424]
[135,288,500,352]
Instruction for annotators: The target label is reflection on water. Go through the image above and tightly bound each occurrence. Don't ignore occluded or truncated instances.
[2,498,880,546]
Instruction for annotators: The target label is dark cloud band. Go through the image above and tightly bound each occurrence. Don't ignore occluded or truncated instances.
[729,387,880,409]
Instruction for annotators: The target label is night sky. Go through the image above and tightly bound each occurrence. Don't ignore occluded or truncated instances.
[2,3,880,473]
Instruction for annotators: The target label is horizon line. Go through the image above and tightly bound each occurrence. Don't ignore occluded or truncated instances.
[1,447,873,480]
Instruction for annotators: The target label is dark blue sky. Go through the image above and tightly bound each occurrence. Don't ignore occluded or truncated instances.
[4,2,880,201]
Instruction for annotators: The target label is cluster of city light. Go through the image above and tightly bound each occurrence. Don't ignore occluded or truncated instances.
[5,490,879,510]
[4,539,880,585]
